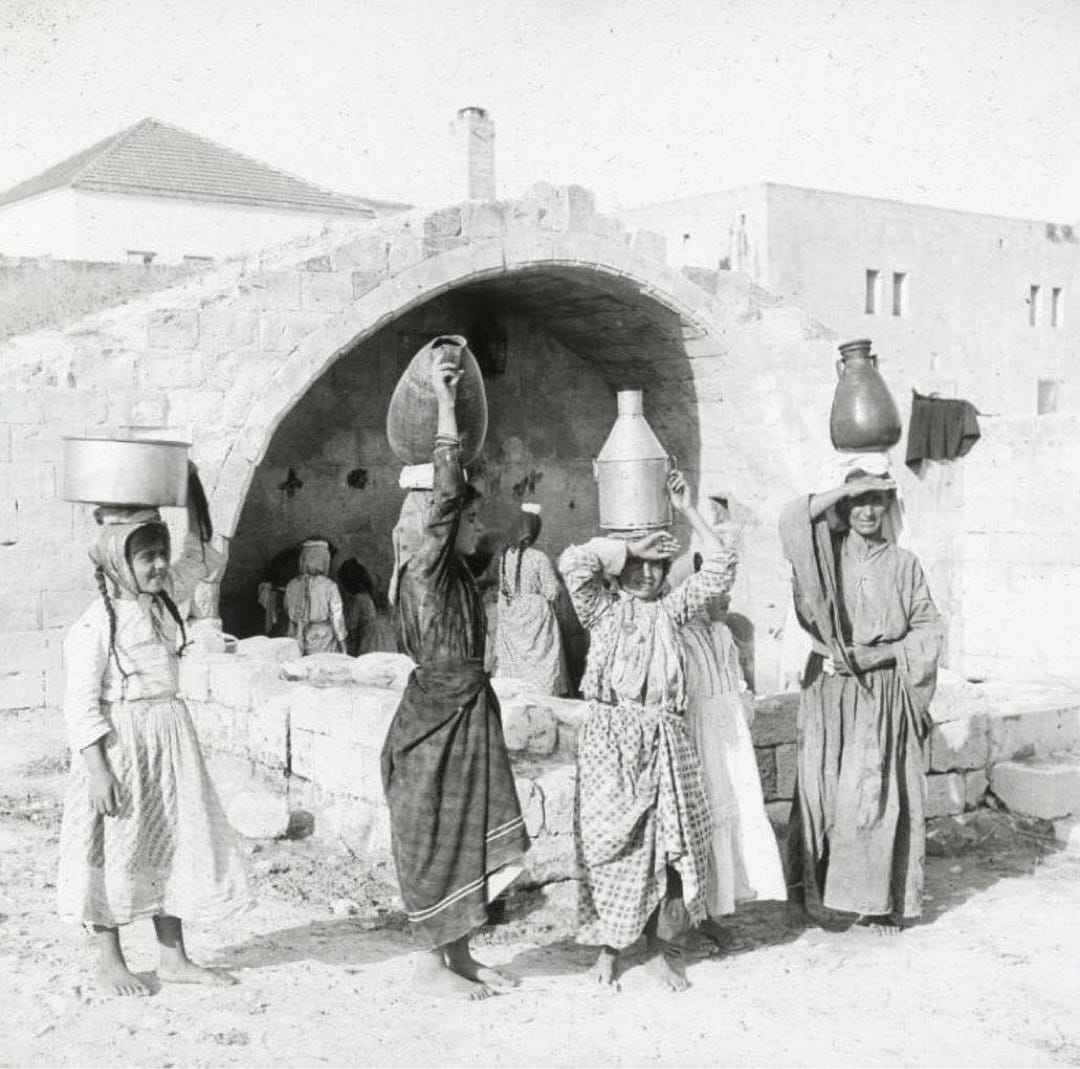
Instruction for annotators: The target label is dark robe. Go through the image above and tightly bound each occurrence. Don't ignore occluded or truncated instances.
[779,497,943,919]
[381,440,529,948]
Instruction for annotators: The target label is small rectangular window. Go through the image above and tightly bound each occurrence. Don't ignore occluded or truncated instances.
[892,272,907,316]
[1051,287,1063,327]
[865,269,880,314]
[1030,284,1041,326]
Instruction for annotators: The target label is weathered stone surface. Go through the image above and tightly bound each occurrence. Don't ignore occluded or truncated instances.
[987,706,1080,762]
[755,748,778,799]
[926,772,965,818]
[750,694,798,747]
[227,790,290,839]
[774,743,798,800]
[502,698,558,755]
[964,768,989,810]
[990,756,1080,820]
[930,715,991,772]
[514,777,545,838]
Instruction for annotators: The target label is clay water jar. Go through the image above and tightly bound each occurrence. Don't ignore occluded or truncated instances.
[829,339,902,452]
[386,335,489,466]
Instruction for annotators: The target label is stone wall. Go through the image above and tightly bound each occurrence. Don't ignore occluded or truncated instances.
[175,643,1080,874]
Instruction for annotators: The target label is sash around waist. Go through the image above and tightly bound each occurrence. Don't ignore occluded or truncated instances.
[407,659,489,708]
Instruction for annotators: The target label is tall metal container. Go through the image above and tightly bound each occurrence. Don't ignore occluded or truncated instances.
[593,390,674,532]
[829,338,902,452]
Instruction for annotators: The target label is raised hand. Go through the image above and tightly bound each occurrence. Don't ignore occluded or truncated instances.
[667,469,694,514]
[431,356,464,407]
[628,530,680,560]
[842,474,896,498]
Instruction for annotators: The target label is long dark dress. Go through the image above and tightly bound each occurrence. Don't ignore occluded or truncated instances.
[779,497,943,919]
[381,439,529,948]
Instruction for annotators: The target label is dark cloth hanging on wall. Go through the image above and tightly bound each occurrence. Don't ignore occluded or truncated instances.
[906,390,982,471]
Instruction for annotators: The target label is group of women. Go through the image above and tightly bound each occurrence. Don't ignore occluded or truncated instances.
[56,351,942,1000]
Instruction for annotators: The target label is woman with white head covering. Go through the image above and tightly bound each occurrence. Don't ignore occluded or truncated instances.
[284,538,346,655]
[779,453,942,932]
[493,504,568,695]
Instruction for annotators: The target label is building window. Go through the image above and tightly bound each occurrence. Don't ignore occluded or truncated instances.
[127,250,156,265]
[865,269,881,314]
[1051,287,1064,327]
[892,272,907,316]
[1029,284,1041,326]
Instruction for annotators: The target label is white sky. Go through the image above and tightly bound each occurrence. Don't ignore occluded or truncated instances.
[1,0,1077,219]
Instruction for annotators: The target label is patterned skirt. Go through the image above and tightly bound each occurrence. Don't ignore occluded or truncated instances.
[574,700,711,949]
[57,697,252,927]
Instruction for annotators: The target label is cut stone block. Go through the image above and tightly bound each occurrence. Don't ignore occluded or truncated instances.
[926,772,965,818]
[964,768,989,810]
[930,716,990,772]
[990,756,1080,820]
[227,790,290,839]
[987,706,1080,763]
[749,694,798,747]
[502,698,558,755]
[774,743,797,800]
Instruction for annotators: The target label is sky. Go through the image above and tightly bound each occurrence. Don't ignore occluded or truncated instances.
[1,0,1078,220]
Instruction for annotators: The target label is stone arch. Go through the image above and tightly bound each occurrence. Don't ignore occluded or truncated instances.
[209,222,729,541]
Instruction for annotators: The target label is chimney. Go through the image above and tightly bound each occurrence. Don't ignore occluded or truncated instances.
[451,106,496,201]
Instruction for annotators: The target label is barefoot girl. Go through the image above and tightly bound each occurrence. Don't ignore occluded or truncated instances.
[382,344,529,1001]
[57,478,251,995]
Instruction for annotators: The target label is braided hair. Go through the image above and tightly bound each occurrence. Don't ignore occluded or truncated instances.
[94,565,130,681]
[500,511,542,599]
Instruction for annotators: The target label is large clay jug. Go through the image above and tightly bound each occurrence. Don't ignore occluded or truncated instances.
[593,390,675,533]
[386,335,489,466]
[829,339,902,452]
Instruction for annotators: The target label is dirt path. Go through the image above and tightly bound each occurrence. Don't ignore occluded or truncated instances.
[2,708,1079,1068]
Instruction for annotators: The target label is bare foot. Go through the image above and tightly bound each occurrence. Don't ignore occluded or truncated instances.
[855,914,903,937]
[97,961,151,997]
[785,899,813,930]
[587,947,620,991]
[443,946,519,990]
[644,945,690,992]
[158,960,238,985]
[414,953,494,1001]
[695,919,733,955]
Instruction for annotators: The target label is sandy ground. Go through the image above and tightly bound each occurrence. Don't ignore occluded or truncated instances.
[2,707,1080,1069]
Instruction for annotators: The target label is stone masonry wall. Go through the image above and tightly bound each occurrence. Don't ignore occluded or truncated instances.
[176,643,1080,875]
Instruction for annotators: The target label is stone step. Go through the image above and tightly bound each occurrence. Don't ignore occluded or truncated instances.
[989,753,1080,821]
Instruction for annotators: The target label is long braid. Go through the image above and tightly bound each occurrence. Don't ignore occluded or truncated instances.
[94,566,130,680]
[514,539,526,595]
[157,591,190,657]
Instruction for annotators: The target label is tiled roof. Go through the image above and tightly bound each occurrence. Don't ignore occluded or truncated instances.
[0,119,385,216]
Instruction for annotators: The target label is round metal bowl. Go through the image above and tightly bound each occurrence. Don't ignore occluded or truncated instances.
[61,437,190,507]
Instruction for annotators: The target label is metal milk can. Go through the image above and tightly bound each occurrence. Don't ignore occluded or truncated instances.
[593,390,675,533]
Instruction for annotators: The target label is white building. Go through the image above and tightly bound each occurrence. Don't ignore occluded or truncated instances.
[618,184,1080,416]
[0,118,409,265]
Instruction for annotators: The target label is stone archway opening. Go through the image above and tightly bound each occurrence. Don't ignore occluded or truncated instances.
[221,263,702,648]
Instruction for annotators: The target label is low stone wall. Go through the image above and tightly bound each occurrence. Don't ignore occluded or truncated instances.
[181,641,1080,881]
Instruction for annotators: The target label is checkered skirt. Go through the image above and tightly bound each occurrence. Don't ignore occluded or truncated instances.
[574,699,711,949]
